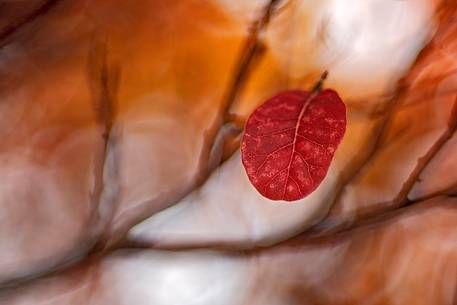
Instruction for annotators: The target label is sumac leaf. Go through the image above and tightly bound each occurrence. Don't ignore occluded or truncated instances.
[241,89,346,201]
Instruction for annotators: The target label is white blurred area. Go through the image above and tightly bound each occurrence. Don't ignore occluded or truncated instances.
[265,0,435,98]
[128,151,338,249]
[97,250,252,305]
[210,0,268,24]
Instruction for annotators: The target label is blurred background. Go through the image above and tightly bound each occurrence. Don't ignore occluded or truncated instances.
[0,0,456,304]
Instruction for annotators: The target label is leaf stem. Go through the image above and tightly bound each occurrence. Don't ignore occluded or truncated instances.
[311,70,328,93]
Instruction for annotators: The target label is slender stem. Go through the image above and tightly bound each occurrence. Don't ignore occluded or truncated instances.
[388,95,457,206]
[311,70,328,93]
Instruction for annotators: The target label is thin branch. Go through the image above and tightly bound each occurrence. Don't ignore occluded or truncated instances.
[390,95,457,206]
[195,0,285,183]
[410,180,457,203]
[220,0,284,123]
[329,89,403,203]
[302,94,402,237]
[333,96,457,228]
[307,95,457,237]
[88,40,118,143]
[86,37,121,252]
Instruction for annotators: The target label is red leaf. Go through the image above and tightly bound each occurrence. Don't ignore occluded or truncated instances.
[241,89,346,201]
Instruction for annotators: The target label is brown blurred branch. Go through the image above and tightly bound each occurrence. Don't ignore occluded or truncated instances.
[328,96,457,227]
[197,0,285,181]
[86,37,121,251]
[0,0,62,48]
[220,1,280,123]
[308,93,457,237]
[410,180,457,203]
[393,95,457,205]
[88,40,119,143]
[327,91,402,209]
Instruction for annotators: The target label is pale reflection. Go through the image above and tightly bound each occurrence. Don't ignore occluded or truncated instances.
[98,250,251,305]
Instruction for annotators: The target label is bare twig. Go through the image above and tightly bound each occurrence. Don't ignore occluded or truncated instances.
[86,37,121,252]
[0,36,121,288]
[303,92,402,236]
[391,95,457,206]
[410,180,457,203]
[221,0,284,123]
[88,39,119,144]
[314,96,457,233]
[196,0,285,183]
